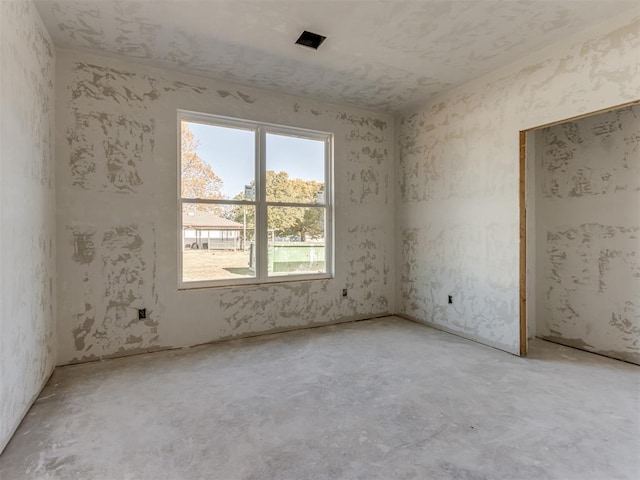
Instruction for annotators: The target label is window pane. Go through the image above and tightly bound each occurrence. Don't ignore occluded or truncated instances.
[181,121,255,200]
[267,206,326,276]
[266,133,325,203]
[182,204,256,282]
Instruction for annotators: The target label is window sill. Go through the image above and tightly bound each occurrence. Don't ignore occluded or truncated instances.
[178,273,333,291]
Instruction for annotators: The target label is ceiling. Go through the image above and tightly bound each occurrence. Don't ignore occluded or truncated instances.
[35,0,638,113]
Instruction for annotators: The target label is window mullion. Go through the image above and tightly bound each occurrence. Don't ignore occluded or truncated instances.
[265,201,325,208]
[181,198,256,206]
[257,127,268,280]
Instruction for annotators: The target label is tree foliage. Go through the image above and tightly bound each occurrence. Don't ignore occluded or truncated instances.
[181,123,224,211]
[179,123,323,240]
[234,171,324,242]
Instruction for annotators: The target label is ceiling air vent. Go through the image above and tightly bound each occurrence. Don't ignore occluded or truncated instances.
[295,31,326,50]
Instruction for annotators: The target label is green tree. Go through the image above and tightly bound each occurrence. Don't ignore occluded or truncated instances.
[181,122,224,212]
[233,171,324,241]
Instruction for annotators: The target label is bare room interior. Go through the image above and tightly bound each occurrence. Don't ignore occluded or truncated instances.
[1,1,638,479]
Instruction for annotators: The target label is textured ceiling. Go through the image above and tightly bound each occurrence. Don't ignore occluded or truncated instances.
[35,0,638,112]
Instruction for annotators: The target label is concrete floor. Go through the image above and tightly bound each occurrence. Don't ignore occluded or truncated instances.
[1,317,638,480]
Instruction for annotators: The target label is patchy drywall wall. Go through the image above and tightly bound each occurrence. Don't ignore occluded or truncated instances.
[0,0,56,453]
[535,105,639,364]
[55,51,395,365]
[397,10,640,354]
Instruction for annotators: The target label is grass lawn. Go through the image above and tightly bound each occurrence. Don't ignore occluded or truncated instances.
[182,249,253,282]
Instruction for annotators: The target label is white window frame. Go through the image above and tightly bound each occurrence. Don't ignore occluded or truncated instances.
[177,110,334,289]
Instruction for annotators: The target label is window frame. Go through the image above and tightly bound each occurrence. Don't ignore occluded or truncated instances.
[177,110,334,289]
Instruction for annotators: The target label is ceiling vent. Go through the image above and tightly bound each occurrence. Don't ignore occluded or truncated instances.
[295,31,326,50]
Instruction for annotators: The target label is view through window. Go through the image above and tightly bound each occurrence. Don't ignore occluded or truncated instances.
[179,112,332,287]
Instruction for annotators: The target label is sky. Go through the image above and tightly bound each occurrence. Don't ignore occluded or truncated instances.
[187,122,325,199]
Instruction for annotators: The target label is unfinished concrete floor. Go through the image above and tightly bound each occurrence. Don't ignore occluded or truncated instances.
[1,317,638,479]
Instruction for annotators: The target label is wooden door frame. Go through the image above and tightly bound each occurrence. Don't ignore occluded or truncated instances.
[519,130,527,356]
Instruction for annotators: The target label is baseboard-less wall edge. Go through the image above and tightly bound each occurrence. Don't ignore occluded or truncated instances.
[186,311,393,351]
[396,313,519,356]
[58,311,393,367]
[538,336,640,366]
[0,366,55,456]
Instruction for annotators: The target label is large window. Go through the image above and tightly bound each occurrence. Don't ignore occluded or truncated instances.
[178,111,333,288]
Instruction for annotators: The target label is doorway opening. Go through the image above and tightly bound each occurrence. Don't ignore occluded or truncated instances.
[520,100,640,363]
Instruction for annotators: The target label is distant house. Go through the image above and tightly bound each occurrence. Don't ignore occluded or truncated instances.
[182,211,245,250]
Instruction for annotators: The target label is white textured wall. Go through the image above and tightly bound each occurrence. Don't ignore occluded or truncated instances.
[535,105,639,364]
[55,50,395,365]
[397,10,640,354]
[0,0,56,453]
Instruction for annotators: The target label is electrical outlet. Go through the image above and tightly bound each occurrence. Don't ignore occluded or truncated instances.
[342,289,348,297]
[448,295,453,305]
[138,308,146,320]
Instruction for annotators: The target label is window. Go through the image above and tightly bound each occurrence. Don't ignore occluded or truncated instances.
[178,111,333,288]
